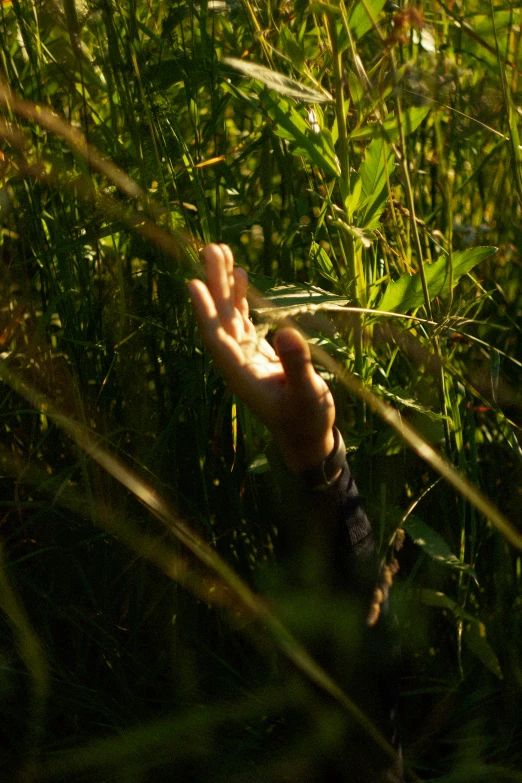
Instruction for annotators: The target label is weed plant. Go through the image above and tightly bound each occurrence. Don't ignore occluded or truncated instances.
[0,0,521,780]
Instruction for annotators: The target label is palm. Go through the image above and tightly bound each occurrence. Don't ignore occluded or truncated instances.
[188,245,336,470]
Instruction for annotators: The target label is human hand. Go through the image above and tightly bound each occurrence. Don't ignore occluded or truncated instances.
[187,244,336,472]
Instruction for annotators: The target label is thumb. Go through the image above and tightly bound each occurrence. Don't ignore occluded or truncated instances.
[274,328,316,390]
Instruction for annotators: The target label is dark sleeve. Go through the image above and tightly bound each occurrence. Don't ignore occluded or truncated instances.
[265,448,403,780]
[266,449,379,598]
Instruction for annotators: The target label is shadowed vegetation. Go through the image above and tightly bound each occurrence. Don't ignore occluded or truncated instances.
[0,0,522,780]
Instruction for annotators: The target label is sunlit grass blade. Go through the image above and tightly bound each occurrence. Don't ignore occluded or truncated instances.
[223,57,333,103]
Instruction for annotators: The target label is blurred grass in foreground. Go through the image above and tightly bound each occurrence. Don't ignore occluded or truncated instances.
[0,0,522,780]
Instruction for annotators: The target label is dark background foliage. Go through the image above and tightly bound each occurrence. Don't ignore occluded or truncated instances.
[0,0,522,780]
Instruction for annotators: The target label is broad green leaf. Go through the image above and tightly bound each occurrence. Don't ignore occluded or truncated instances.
[322,0,386,50]
[279,24,305,72]
[247,272,277,294]
[252,282,349,319]
[360,138,392,203]
[403,515,477,581]
[378,246,497,314]
[420,589,459,613]
[375,388,451,423]
[420,590,503,679]
[350,105,431,142]
[334,220,375,248]
[309,241,338,283]
[291,144,341,177]
[357,137,394,228]
[321,127,337,159]
[345,176,363,214]
[464,620,504,680]
[262,92,341,178]
[223,58,332,103]
[349,0,386,40]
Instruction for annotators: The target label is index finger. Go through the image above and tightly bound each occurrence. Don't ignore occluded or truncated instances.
[187,278,246,372]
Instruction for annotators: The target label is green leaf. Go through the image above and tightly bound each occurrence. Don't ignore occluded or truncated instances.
[455,12,513,73]
[347,71,365,119]
[334,220,375,248]
[252,282,350,319]
[246,272,277,294]
[223,58,332,103]
[420,590,503,679]
[248,454,270,474]
[464,620,504,680]
[374,387,451,423]
[336,0,386,50]
[349,0,386,40]
[309,241,338,283]
[344,176,363,214]
[504,418,522,464]
[360,138,391,203]
[378,247,497,313]
[261,92,341,178]
[279,24,305,72]
[350,105,431,142]
[403,515,477,581]
[357,137,394,228]
[420,588,459,612]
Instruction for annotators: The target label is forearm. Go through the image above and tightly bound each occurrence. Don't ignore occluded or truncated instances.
[266,439,377,597]
[266,439,401,763]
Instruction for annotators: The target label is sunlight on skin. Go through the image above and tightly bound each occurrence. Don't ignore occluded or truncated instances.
[188,244,336,471]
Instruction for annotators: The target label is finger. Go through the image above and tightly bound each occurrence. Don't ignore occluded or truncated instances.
[202,244,235,333]
[274,328,317,391]
[219,243,236,297]
[219,244,245,341]
[218,243,237,333]
[189,278,284,423]
[187,278,217,321]
[187,278,246,370]
[233,266,249,320]
[188,279,268,411]
[232,266,256,341]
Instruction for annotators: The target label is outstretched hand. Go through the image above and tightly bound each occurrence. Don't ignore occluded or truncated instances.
[187,244,336,472]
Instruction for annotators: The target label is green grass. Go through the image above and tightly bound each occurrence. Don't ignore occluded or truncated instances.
[0,0,521,780]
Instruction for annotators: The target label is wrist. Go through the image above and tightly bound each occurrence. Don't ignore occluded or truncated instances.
[276,428,335,473]
[298,426,346,491]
